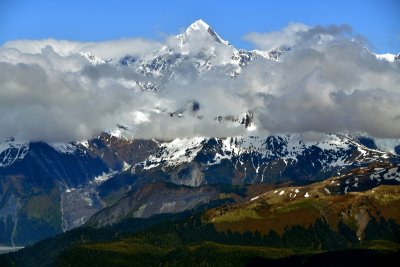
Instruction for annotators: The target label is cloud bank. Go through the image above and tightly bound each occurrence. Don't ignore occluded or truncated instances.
[0,23,399,142]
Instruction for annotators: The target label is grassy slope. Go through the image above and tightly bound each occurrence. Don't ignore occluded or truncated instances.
[208,185,400,236]
[1,182,400,267]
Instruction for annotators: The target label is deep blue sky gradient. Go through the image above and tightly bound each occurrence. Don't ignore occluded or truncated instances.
[1,0,399,53]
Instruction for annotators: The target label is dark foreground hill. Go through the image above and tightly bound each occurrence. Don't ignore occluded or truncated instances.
[1,179,399,267]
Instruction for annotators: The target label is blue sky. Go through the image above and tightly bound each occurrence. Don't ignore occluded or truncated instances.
[1,0,399,53]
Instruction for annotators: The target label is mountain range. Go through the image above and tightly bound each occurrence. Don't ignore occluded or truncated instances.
[1,19,400,252]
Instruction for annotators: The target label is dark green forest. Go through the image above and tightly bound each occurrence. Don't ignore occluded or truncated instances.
[1,211,399,267]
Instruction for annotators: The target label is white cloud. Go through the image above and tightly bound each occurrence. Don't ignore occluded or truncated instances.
[244,23,354,51]
[0,23,399,142]
[3,38,162,60]
[244,23,309,50]
[240,30,400,138]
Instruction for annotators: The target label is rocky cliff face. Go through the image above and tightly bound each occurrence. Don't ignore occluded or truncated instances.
[0,141,107,245]
[87,182,220,228]
[0,134,160,245]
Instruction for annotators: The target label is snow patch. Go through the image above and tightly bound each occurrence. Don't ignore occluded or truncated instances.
[50,143,77,154]
[144,137,206,169]
[122,162,131,171]
[250,196,260,201]
[78,140,89,149]
[94,170,118,184]
[0,140,29,167]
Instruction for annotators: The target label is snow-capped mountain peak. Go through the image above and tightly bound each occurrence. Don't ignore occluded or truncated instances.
[178,19,229,46]
[185,19,211,34]
[79,20,291,93]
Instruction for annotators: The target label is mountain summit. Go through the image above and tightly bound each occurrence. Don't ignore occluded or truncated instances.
[183,19,229,45]
[177,19,229,49]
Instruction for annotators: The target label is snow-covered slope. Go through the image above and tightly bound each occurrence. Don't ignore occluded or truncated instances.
[177,19,229,47]
[81,19,286,90]
[144,134,390,169]
[0,139,29,167]
[138,133,397,187]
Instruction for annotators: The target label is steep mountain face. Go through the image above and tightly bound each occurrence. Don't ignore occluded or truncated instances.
[0,134,159,245]
[86,134,400,227]
[87,182,220,228]
[1,20,400,246]
[0,141,108,245]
